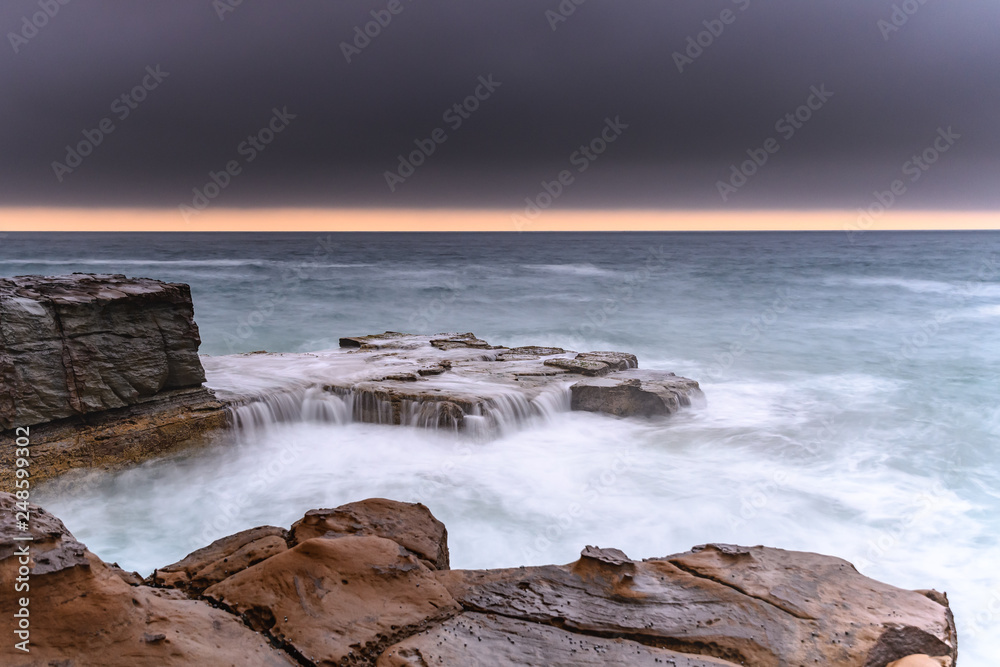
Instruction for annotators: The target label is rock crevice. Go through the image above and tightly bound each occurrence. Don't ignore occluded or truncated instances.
[1,493,957,666]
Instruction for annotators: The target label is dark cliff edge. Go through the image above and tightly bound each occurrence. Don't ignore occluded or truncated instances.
[0,274,228,486]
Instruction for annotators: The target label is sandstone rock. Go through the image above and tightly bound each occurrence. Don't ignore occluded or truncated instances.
[377,612,739,667]
[0,274,206,430]
[204,536,462,665]
[2,494,960,666]
[429,332,494,350]
[439,543,958,667]
[288,498,450,570]
[0,385,228,486]
[508,345,566,356]
[571,368,704,417]
[340,331,411,349]
[212,332,702,438]
[0,493,296,666]
[151,525,289,594]
[887,655,953,667]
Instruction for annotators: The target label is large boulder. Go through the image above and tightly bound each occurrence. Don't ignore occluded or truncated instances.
[0,274,207,430]
[0,274,227,486]
[288,498,450,570]
[203,536,461,665]
[570,368,704,417]
[150,525,289,594]
[0,493,295,666]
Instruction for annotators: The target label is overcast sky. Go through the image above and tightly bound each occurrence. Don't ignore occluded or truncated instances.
[1,0,997,210]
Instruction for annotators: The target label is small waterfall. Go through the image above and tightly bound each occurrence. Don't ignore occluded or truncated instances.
[230,386,351,437]
[228,382,572,438]
[467,383,573,437]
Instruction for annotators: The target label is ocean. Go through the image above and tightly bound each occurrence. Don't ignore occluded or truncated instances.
[3,230,998,662]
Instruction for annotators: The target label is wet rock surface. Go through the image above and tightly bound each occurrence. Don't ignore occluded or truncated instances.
[208,330,704,432]
[0,493,296,667]
[0,274,225,485]
[0,274,206,430]
[2,493,959,666]
[0,275,704,483]
[288,498,450,570]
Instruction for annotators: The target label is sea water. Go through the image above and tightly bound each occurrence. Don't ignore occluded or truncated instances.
[3,231,998,662]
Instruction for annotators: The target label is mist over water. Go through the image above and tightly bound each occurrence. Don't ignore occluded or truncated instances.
[4,231,999,663]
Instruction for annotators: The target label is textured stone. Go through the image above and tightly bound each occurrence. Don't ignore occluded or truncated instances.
[439,543,958,667]
[204,535,462,665]
[0,493,296,667]
[2,494,960,667]
[151,525,289,594]
[571,368,704,417]
[377,612,739,667]
[0,273,207,430]
[288,498,450,570]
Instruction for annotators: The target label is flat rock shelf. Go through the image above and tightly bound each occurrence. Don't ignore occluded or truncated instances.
[0,275,704,484]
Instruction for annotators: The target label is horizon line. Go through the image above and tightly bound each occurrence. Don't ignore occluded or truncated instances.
[1,207,998,232]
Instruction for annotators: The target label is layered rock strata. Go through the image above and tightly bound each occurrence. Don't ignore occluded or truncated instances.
[209,331,705,431]
[0,493,959,666]
[0,274,225,486]
[1,275,704,484]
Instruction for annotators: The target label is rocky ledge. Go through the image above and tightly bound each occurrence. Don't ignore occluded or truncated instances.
[208,331,704,431]
[1,492,956,666]
[0,275,227,486]
[2,275,704,484]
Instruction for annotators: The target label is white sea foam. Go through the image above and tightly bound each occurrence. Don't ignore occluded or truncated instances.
[18,232,1000,664]
[521,263,616,277]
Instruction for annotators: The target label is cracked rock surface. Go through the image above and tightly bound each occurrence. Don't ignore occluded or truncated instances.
[0,274,206,430]
[1,493,958,666]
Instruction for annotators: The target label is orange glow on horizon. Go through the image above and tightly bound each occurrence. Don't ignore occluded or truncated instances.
[0,207,997,232]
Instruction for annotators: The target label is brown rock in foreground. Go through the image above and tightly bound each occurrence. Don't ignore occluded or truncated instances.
[204,536,462,665]
[1,493,958,666]
[150,525,289,594]
[288,497,450,570]
[376,612,738,667]
[0,493,295,667]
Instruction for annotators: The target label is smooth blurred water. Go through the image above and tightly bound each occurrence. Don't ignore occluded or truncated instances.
[3,231,998,663]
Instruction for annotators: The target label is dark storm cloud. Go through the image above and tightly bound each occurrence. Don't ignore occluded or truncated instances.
[1,0,998,209]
